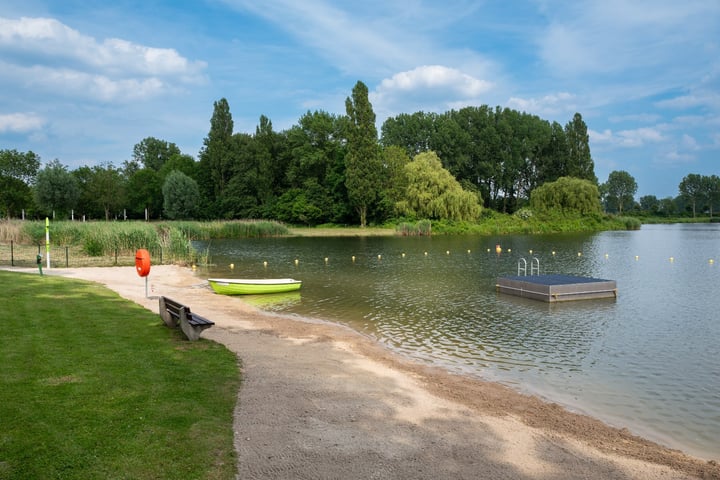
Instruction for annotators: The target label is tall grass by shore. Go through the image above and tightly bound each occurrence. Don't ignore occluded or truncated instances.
[0,219,290,265]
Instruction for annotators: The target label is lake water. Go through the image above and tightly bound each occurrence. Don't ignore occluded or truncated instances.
[196,224,720,460]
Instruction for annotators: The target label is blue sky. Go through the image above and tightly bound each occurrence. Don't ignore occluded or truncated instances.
[1,0,718,199]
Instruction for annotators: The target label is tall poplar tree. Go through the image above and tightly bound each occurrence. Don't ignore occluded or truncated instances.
[198,98,234,212]
[564,113,597,183]
[344,81,382,227]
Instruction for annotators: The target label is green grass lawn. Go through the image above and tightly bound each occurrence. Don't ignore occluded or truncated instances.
[0,271,239,480]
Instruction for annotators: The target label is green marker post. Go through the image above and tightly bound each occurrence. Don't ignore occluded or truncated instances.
[45,217,50,270]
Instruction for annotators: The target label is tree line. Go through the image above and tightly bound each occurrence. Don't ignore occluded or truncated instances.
[0,81,716,224]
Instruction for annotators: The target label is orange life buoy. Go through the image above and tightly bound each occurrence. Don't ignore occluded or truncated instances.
[135,249,151,277]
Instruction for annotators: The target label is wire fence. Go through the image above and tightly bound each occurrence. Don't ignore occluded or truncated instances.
[0,241,169,268]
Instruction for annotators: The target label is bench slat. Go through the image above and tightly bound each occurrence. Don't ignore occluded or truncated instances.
[158,296,214,340]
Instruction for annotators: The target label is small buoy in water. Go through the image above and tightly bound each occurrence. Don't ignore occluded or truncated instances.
[495,244,502,254]
[230,263,235,269]
[635,255,639,261]
[378,254,382,260]
[424,251,428,256]
[446,250,450,255]
[529,249,533,254]
[605,253,609,259]
[263,261,268,267]
[577,252,582,257]
[192,264,197,270]
[467,249,471,253]
[710,259,715,264]
[669,257,674,262]
[401,253,405,258]
[552,251,556,256]
[507,248,512,253]
[487,248,491,253]
[352,255,356,262]
[295,259,299,265]
[324,257,329,263]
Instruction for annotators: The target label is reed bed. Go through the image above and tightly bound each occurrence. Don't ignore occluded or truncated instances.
[0,219,290,267]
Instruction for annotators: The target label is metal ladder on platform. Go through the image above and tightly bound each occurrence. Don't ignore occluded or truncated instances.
[517,257,540,276]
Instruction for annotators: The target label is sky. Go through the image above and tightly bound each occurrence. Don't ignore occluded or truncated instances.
[1,0,718,199]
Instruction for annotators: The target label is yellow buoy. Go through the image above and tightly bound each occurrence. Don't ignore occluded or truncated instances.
[352,255,356,262]
[467,249,471,253]
[552,251,556,256]
[263,261,268,267]
[377,254,382,260]
[324,257,329,263]
[605,253,609,259]
[529,249,533,254]
[635,255,639,261]
[669,257,674,262]
[295,259,299,265]
[507,248,512,253]
[401,253,405,258]
[446,250,450,255]
[230,263,235,269]
[495,244,502,254]
[577,252,582,257]
[424,251,428,256]
[710,259,715,264]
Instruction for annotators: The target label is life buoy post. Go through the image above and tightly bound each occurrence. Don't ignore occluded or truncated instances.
[135,249,151,297]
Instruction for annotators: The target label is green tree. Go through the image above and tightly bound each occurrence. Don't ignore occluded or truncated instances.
[530,176,602,215]
[34,159,80,218]
[125,168,162,219]
[702,174,720,218]
[396,151,481,221]
[82,163,125,220]
[344,81,382,227]
[564,113,597,183]
[0,149,40,218]
[162,170,199,219]
[639,195,659,214]
[132,137,181,171]
[198,98,234,211]
[679,173,704,218]
[376,145,410,218]
[602,170,637,214]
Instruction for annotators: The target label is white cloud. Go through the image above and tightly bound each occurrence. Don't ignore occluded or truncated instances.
[507,92,576,116]
[378,65,492,98]
[0,112,44,132]
[681,134,700,151]
[370,65,493,119]
[588,127,664,147]
[0,16,206,102]
[617,127,664,147]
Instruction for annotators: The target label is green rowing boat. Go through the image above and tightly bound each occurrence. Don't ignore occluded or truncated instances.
[208,278,302,295]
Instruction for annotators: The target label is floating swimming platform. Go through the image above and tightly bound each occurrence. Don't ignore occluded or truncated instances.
[496,273,617,303]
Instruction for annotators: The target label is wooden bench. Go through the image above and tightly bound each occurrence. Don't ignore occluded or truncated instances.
[158,296,214,341]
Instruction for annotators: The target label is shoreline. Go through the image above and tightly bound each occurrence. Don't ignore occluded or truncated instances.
[12,265,719,479]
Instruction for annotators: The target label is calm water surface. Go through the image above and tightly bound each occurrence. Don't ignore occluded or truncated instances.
[197,224,720,460]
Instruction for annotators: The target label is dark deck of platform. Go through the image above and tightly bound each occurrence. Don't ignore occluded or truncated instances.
[496,274,617,302]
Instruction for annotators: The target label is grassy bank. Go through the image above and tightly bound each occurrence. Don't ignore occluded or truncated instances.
[0,271,239,479]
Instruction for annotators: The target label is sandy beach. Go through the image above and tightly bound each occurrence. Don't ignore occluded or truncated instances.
[28,265,719,479]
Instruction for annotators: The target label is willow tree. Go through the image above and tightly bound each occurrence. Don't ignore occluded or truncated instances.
[344,81,382,227]
[397,151,481,221]
[529,176,601,215]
